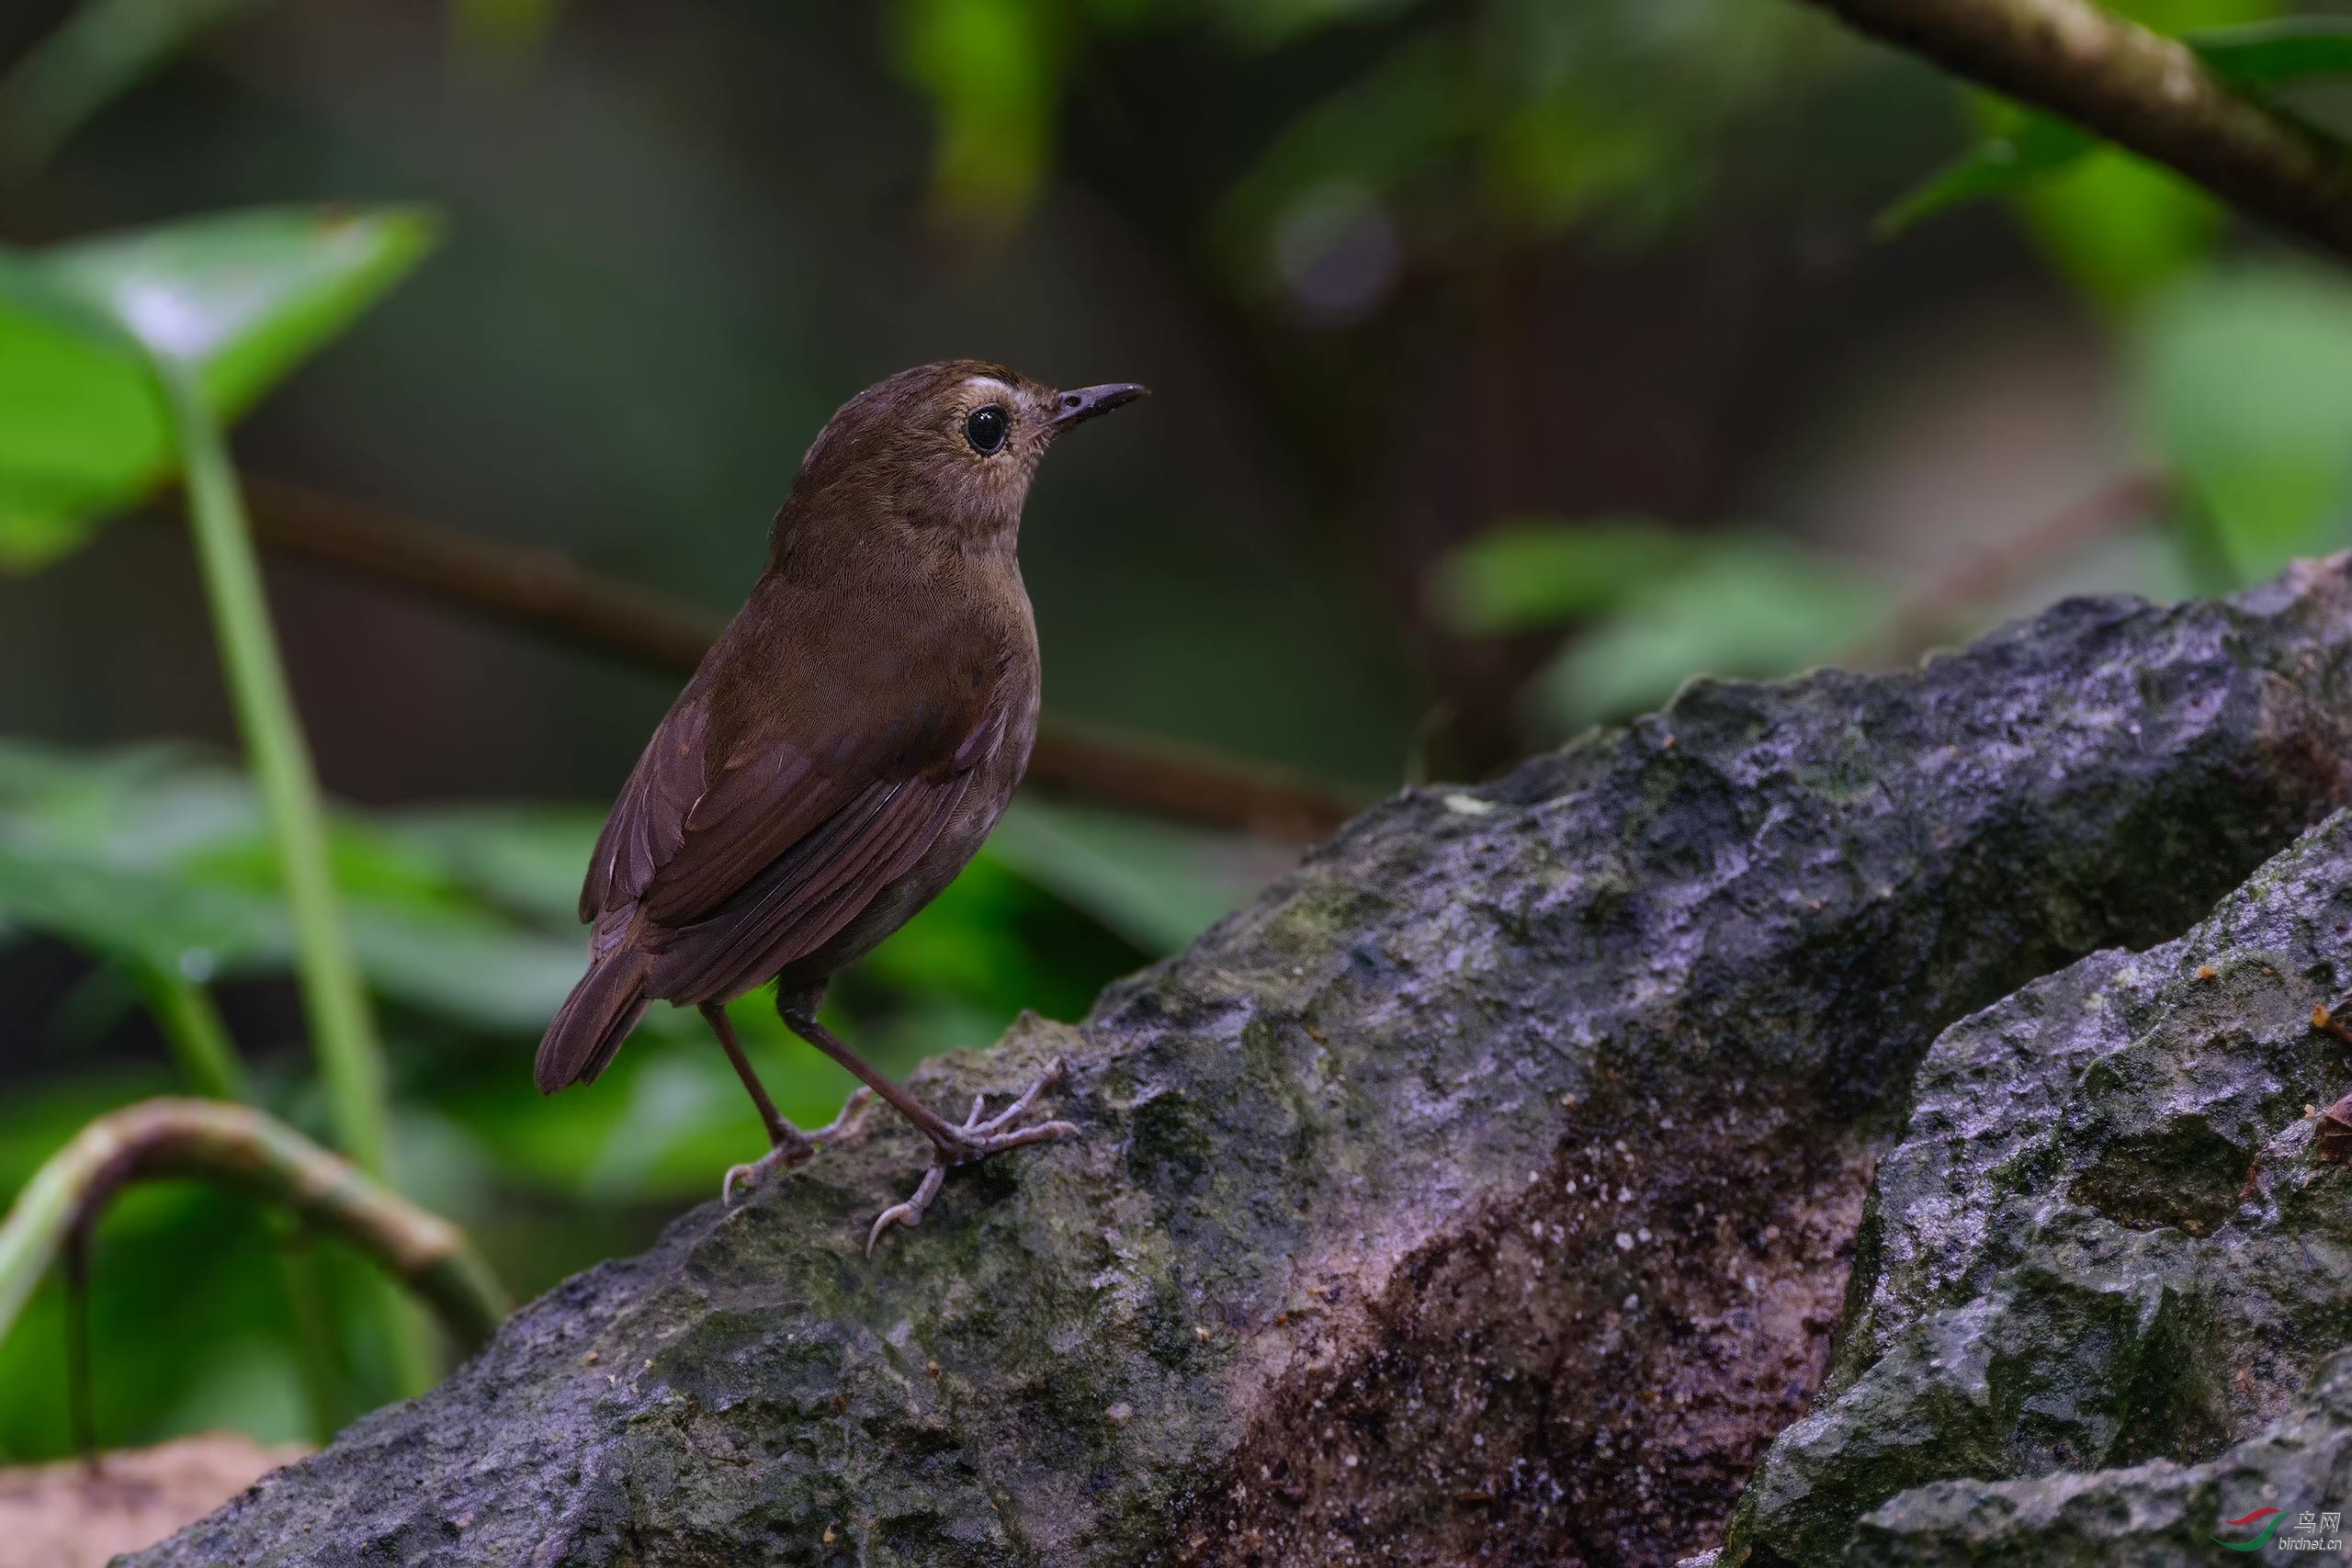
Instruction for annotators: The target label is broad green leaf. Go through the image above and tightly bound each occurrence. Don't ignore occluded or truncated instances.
[0,844,282,980]
[0,250,153,566]
[859,852,1049,1003]
[0,206,438,570]
[2131,264,2352,583]
[986,800,1268,955]
[1529,536,1891,737]
[382,806,605,927]
[46,206,440,410]
[2012,146,2224,310]
[2188,17,2352,86]
[0,739,1229,1061]
[0,739,586,1031]
[2110,0,2278,37]
[1433,517,1705,635]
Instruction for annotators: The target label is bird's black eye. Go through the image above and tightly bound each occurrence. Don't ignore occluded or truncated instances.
[964,404,1009,456]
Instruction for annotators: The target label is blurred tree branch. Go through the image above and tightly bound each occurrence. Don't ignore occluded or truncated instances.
[0,1099,510,1357]
[149,478,1367,843]
[1792,0,2352,257]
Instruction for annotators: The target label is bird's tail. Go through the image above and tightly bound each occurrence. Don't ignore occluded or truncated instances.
[536,950,650,1094]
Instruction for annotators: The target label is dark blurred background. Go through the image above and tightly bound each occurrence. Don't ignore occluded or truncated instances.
[4,0,2348,1465]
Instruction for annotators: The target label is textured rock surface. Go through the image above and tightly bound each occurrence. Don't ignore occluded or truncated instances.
[134,561,2352,1567]
[1849,1349,2352,1565]
[1722,811,2352,1564]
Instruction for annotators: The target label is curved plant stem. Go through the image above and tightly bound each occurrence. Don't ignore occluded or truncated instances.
[0,1099,510,1358]
[272,1244,349,1440]
[149,362,434,1397]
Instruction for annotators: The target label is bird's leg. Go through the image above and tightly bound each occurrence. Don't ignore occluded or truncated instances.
[778,1007,1078,1253]
[707,1002,869,1203]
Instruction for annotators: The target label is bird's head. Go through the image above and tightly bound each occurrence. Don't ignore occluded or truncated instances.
[779,359,1148,555]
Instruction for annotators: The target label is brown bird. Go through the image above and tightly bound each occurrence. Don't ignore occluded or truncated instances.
[537,360,1147,1250]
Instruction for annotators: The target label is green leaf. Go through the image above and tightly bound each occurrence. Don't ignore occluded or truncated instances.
[1880,0,2281,291]
[0,249,155,567]
[984,801,1267,956]
[46,206,440,406]
[379,806,606,928]
[0,739,589,1032]
[0,206,437,570]
[1529,536,1892,737]
[2130,263,2352,584]
[2188,17,2352,88]
[2011,144,2225,309]
[1876,114,2095,238]
[1433,517,1705,635]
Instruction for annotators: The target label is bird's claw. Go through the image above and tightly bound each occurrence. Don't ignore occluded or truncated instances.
[721,1087,878,1205]
[722,1145,806,1206]
[865,1061,1078,1256]
[865,1157,948,1254]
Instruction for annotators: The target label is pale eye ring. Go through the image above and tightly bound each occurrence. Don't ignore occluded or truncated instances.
[964,403,1009,455]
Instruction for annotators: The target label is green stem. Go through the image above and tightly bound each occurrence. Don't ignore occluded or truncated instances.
[127,959,347,1438]
[273,1246,348,1440]
[0,1099,510,1358]
[150,363,434,1398]
[127,960,251,1103]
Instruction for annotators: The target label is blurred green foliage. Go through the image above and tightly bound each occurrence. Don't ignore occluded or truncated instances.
[1877,8,2352,309]
[896,0,1069,238]
[1524,537,1891,736]
[1210,0,1838,299]
[2001,0,2278,308]
[449,0,570,61]
[1424,0,2352,739]
[0,207,436,568]
[1442,240,2352,736]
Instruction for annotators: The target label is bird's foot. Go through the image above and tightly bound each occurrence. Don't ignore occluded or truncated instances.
[865,1061,1079,1256]
[722,1088,877,1204]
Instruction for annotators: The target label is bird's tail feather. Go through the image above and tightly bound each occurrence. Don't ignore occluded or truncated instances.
[536,951,650,1094]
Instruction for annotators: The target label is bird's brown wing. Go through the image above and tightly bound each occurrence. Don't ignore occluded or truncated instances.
[579,684,1007,1004]
[579,696,708,928]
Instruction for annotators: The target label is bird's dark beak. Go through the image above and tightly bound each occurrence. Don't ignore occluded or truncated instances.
[1048,382,1149,431]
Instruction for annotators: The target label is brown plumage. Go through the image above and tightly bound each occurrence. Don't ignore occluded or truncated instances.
[537,360,1147,1248]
